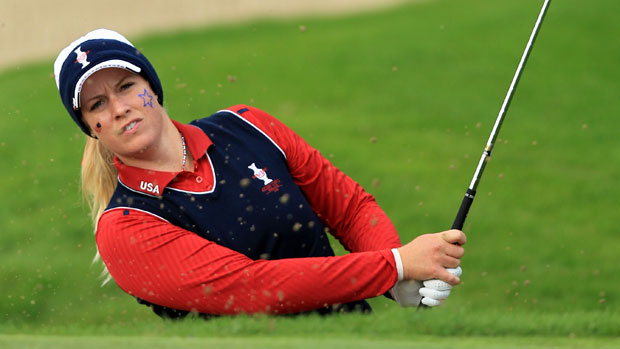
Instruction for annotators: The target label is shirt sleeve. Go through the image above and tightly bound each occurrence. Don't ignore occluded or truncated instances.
[96,209,398,315]
[230,105,402,252]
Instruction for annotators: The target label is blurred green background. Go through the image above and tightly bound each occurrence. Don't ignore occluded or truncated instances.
[0,0,618,343]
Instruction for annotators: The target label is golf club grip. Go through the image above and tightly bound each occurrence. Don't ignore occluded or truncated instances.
[418,188,476,308]
[452,189,476,230]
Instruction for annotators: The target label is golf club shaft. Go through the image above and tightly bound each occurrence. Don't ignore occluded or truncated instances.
[451,0,551,230]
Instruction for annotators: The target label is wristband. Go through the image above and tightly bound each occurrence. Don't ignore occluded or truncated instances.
[391,248,404,281]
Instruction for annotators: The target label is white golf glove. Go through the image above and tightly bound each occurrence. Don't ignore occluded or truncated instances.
[391,279,424,307]
[419,266,463,307]
[390,249,463,307]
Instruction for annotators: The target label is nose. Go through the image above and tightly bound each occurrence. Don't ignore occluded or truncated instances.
[109,94,130,120]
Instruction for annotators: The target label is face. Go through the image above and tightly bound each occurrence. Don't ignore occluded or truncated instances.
[80,68,164,160]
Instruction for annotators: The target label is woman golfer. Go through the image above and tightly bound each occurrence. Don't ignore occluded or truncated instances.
[54,29,465,319]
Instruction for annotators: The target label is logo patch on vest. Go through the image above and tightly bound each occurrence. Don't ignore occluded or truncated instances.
[140,181,160,194]
[248,163,281,194]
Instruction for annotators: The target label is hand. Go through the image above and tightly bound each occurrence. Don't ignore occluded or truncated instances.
[419,266,462,306]
[397,229,466,285]
[391,267,463,307]
[390,280,423,307]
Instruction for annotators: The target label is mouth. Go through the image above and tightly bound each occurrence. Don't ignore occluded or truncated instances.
[120,119,142,135]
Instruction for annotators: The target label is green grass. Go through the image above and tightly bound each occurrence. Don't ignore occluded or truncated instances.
[1,0,619,344]
[1,308,619,338]
[1,334,619,349]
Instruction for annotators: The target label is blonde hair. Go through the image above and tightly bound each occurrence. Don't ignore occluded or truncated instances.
[81,136,118,284]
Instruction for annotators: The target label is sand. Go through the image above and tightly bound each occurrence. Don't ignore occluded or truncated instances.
[0,0,412,71]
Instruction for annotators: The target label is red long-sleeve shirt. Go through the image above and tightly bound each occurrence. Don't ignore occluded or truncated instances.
[96,105,402,314]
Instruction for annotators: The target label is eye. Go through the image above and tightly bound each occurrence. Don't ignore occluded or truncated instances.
[120,82,134,91]
[89,100,103,112]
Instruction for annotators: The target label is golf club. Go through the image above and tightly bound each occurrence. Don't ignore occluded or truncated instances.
[419,0,552,307]
[453,0,551,230]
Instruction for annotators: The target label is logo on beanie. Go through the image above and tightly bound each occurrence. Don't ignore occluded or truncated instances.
[74,46,91,69]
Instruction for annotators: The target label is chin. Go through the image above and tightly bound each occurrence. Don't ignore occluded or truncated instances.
[127,134,158,156]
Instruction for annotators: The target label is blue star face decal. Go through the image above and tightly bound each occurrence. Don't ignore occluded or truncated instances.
[138,88,154,108]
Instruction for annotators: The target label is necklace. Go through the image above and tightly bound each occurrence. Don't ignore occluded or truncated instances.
[181,135,187,171]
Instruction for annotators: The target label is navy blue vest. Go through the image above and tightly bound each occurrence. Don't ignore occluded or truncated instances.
[106,108,371,318]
